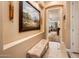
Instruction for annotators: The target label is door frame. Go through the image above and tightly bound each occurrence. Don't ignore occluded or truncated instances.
[45,6,64,42]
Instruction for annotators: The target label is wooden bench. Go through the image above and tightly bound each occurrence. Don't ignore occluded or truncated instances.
[26,39,49,58]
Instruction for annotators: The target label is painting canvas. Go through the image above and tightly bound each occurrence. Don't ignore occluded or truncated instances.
[49,22,58,32]
[19,1,40,32]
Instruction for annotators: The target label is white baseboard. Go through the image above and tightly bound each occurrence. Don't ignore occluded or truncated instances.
[3,32,43,50]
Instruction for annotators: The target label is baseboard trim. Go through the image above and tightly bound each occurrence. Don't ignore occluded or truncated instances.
[3,32,43,50]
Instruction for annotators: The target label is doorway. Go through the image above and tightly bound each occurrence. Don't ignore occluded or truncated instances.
[46,6,64,42]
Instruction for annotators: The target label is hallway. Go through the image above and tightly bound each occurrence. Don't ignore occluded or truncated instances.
[0,1,79,58]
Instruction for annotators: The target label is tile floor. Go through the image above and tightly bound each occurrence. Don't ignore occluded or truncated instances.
[43,42,68,58]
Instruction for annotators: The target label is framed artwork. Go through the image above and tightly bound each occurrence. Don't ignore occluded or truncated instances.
[9,2,14,21]
[49,22,58,32]
[19,1,41,32]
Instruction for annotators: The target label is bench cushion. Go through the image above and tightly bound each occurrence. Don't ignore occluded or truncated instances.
[26,39,49,58]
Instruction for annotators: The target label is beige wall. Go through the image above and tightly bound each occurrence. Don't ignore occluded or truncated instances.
[0,2,3,54]
[0,1,44,57]
[63,2,70,49]
[2,2,44,44]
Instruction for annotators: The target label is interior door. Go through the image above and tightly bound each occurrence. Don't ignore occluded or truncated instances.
[70,2,79,53]
[46,6,63,42]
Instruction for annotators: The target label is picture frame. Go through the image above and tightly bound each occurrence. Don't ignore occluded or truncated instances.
[19,1,41,32]
[49,22,58,33]
[9,2,14,21]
